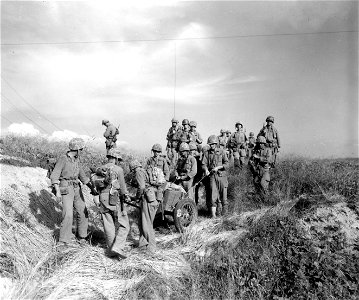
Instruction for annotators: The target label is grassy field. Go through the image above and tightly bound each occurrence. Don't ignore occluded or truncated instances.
[1,135,358,299]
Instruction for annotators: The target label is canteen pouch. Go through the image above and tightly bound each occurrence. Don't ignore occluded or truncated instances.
[109,190,119,206]
[145,187,156,203]
[59,180,69,195]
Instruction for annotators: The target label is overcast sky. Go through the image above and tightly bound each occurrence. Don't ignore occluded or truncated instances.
[1,1,358,158]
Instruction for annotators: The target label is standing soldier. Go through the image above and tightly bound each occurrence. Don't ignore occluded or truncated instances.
[217,129,227,150]
[175,143,197,199]
[257,116,280,166]
[102,119,119,154]
[227,122,248,169]
[175,119,194,147]
[248,136,273,196]
[189,121,203,152]
[92,148,129,258]
[247,132,256,158]
[166,118,180,166]
[129,160,158,252]
[202,135,229,217]
[50,138,97,248]
[189,142,203,204]
[145,144,169,202]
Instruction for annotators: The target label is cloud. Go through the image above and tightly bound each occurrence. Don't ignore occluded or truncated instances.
[8,122,40,136]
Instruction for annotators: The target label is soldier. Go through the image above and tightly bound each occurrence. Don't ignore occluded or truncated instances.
[175,143,197,199]
[166,118,180,166]
[129,159,158,252]
[145,143,169,201]
[217,129,227,150]
[189,142,203,204]
[248,136,273,196]
[50,138,97,248]
[257,116,280,166]
[247,132,256,158]
[175,119,194,147]
[227,122,247,169]
[202,135,229,217]
[93,148,129,258]
[102,119,119,154]
[189,121,203,152]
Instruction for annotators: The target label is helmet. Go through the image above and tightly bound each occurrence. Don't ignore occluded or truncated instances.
[226,130,231,134]
[249,132,254,137]
[179,142,190,152]
[207,135,218,145]
[69,138,85,151]
[257,136,266,144]
[189,121,197,127]
[129,159,141,171]
[188,142,197,151]
[171,118,178,123]
[235,121,243,127]
[266,116,274,123]
[151,143,162,152]
[102,119,109,125]
[220,129,226,134]
[182,119,189,125]
[107,148,122,159]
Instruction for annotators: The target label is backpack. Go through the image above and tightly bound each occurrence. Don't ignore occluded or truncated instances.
[91,166,113,190]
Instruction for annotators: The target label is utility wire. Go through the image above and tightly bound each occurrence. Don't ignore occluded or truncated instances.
[1,94,50,134]
[1,77,64,131]
[173,42,176,118]
[1,30,357,46]
[1,115,13,124]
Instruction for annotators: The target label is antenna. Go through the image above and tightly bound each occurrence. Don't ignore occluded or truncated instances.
[173,42,177,118]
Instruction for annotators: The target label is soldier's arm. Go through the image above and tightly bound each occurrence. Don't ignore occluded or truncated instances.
[78,166,90,185]
[275,128,281,148]
[117,168,128,196]
[222,151,229,170]
[196,132,203,144]
[163,159,170,181]
[135,170,146,199]
[187,157,197,179]
[201,153,209,173]
[50,156,66,185]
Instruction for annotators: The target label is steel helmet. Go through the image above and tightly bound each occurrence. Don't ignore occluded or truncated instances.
[69,138,85,151]
[235,121,243,127]
[257,136,266,144]
[107,148,122,160]
[266,116,274,123]
[151,143,162,152]
[188,142,197,151]
[129,159,142,171]
[171,118,178,123]
[226,130,231,134]
[220,129,226,134]
[249,132,254,137]
[189,121,197,127]
[102,119,110,125]
[182,119,190,125]
[179,142,190,152]
[207,135,218,145]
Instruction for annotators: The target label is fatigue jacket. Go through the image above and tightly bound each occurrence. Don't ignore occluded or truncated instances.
[228,130,247,149]
[217,135,228,148]
[249,146,272,170]
[175,155,197,180]
[103,123,117,140]
[189,130,203,145]
[166,126,180,147]
[202,148,229,175]
[257,126,280,148]
[248,137,256,149]
[50,153,89,185]
[146,156,170,181]
[175,129,195,145]
[132,167,152,199]
[96,162,128,195]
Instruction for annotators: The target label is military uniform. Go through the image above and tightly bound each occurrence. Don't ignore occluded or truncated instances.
[175,152,197,199]
[247,136,256,158]
[145,154,169,201]
[95,162,129,256]
[166,124,180,166]
[257,116,280,166]
[227,129,247,168]
[202,147,229,215]
[50,152,90,243]
[103,122,118,153]
[248,141,273,196]
[130,162,158,251]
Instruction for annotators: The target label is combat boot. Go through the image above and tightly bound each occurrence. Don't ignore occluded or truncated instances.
[211,206,217,218]
[222,204,228,216]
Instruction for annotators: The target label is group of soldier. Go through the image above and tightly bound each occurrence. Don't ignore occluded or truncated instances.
[49,116,280,258]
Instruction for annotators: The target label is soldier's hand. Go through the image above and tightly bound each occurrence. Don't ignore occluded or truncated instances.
[205,170,210,176]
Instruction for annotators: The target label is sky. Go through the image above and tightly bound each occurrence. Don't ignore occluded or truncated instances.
[1,1,358,158]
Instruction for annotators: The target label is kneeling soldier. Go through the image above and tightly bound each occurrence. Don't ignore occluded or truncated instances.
[202,135,229,217]
[93,148,130,258]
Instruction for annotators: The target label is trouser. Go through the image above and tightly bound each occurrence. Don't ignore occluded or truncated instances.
[206,174,228,208]
[138,197,159,250]
[166,147,178,167]
[59,184,88,243]
[253,167,271,195]
[105,139,116,153]
[233,150,246,168]
[180,178,194,199]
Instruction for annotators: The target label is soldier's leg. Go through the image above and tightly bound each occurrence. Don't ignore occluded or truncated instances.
[111,209,130,254]
[73,185,89,239]
[218,176,228,215]
[260,169,271,195]
[101,210,116,249]
[59,186,75,243]
[210,176,219,217]
[182,179,194,199]
[138,199,159,250]
[233,150,240,168]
